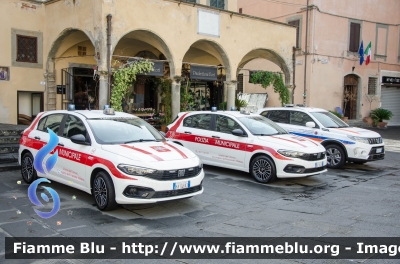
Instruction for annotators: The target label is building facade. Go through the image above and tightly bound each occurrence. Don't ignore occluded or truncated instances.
[0,0,296,125]
[238,0,400,125]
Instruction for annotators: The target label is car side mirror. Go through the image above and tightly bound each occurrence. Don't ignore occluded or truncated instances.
[306,122,316,128]
[70,134,90,145]
[232,129,246,137]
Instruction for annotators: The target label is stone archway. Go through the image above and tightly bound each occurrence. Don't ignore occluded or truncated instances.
[236,48,292,108]
[46,28,96,111]
[180,39,232,111]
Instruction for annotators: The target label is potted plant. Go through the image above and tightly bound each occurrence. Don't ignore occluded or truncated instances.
[370,108,393,129]
[329,110,344,121]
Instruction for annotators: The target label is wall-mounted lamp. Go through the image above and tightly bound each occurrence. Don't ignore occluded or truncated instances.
[352,66,355,72]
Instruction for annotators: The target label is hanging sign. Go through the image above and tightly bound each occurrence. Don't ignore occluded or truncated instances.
[148,61,164,76]
[190,65,218,81]
[139,61,164,77]
[56,85,66,94]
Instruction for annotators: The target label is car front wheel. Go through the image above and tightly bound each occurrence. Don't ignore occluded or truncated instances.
[325,144,345,169]
[21,152,38,184]
[250,155,276,183]
[93,171,118,211]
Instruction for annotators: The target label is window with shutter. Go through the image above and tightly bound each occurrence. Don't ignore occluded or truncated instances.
[236,74,243,97]
[368,77,377,95]
[16,35,38,63]
[349,22,361,52]
[210,0,225,9]
[288,20,300,48]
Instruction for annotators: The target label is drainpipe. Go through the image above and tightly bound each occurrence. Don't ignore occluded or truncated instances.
[292,46,296,104]
[303,0,309,106]
[107,14,112,105]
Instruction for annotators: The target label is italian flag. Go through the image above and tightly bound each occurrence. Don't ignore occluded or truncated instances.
[364,41,372,65]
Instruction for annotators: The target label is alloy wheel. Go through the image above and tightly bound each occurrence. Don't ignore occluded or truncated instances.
[326,147,342,166]
[94,177,108,207]
[253,158,272,181]
[22,156,33,182]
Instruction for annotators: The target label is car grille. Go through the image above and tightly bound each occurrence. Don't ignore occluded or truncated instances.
[303,166,327,173]
[301,152,326,161]
[368,137,383,144]
[152,185,203,198]
[147,166,202,181]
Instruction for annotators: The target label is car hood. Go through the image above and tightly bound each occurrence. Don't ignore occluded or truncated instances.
[328,127,382,138]
[257,134,324,151]
[101,141,196,162]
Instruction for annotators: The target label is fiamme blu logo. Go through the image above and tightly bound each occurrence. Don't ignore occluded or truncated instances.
[28,128,61,219]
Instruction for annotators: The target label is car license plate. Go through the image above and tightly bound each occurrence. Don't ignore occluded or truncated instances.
[173,181,190,190]
[315,161,324,168]
[376,148,382,153]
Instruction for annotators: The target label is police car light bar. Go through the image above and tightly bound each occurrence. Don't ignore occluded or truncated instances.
[67,104,76,111]
[103,108,115,115]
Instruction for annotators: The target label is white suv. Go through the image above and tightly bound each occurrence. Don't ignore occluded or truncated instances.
[257,106,385,168]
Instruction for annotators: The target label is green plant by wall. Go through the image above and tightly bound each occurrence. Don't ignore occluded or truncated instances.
[219,99,248,111]
[180,79,195,111]
[160,78,172,125]
[250,71,289,106]
[370,108,393,125]
[329,110,343,118]
[111,60,153,112]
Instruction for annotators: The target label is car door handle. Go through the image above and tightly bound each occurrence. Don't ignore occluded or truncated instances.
[58,142,64,147]
[212,135,220,138]
[184,131,192,134]
[34,136,40,140]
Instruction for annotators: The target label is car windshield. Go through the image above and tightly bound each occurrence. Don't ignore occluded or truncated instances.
[237,115,287,136]
[311,112,349,128]
[87,117,164,144]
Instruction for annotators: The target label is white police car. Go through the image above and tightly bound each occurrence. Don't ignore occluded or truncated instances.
[166,110,327,183]
[257,106,385,168]
[19,107,204,211]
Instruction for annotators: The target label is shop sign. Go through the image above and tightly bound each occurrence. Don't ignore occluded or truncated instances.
[190,65,218,81]
[136,61,164,77]
[382,76,400,84]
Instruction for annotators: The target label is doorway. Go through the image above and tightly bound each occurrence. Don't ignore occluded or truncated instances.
[343,74,359,119]
[17,92,43,125]
[61,67,99,110]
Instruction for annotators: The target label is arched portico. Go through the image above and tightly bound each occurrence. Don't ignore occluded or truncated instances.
[46,28,97,111]
[178,39,232,113]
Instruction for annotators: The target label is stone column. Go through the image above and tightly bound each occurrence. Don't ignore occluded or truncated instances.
[171,77,181,120]
[225,81,237,111]
[98,72,108,110]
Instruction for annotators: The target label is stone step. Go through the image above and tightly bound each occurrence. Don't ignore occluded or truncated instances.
[0,136,20,144]
[0,129,25,137]
[0,153,18,164]
[0,144,19,154]
[0,162,20,172]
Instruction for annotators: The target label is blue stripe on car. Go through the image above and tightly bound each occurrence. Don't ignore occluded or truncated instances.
[290,132,356,145]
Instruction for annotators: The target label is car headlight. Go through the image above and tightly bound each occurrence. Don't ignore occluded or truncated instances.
[117,164,156,176]
[278,150,307,158]
[198,159,203,169]
[347,136,369,144]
